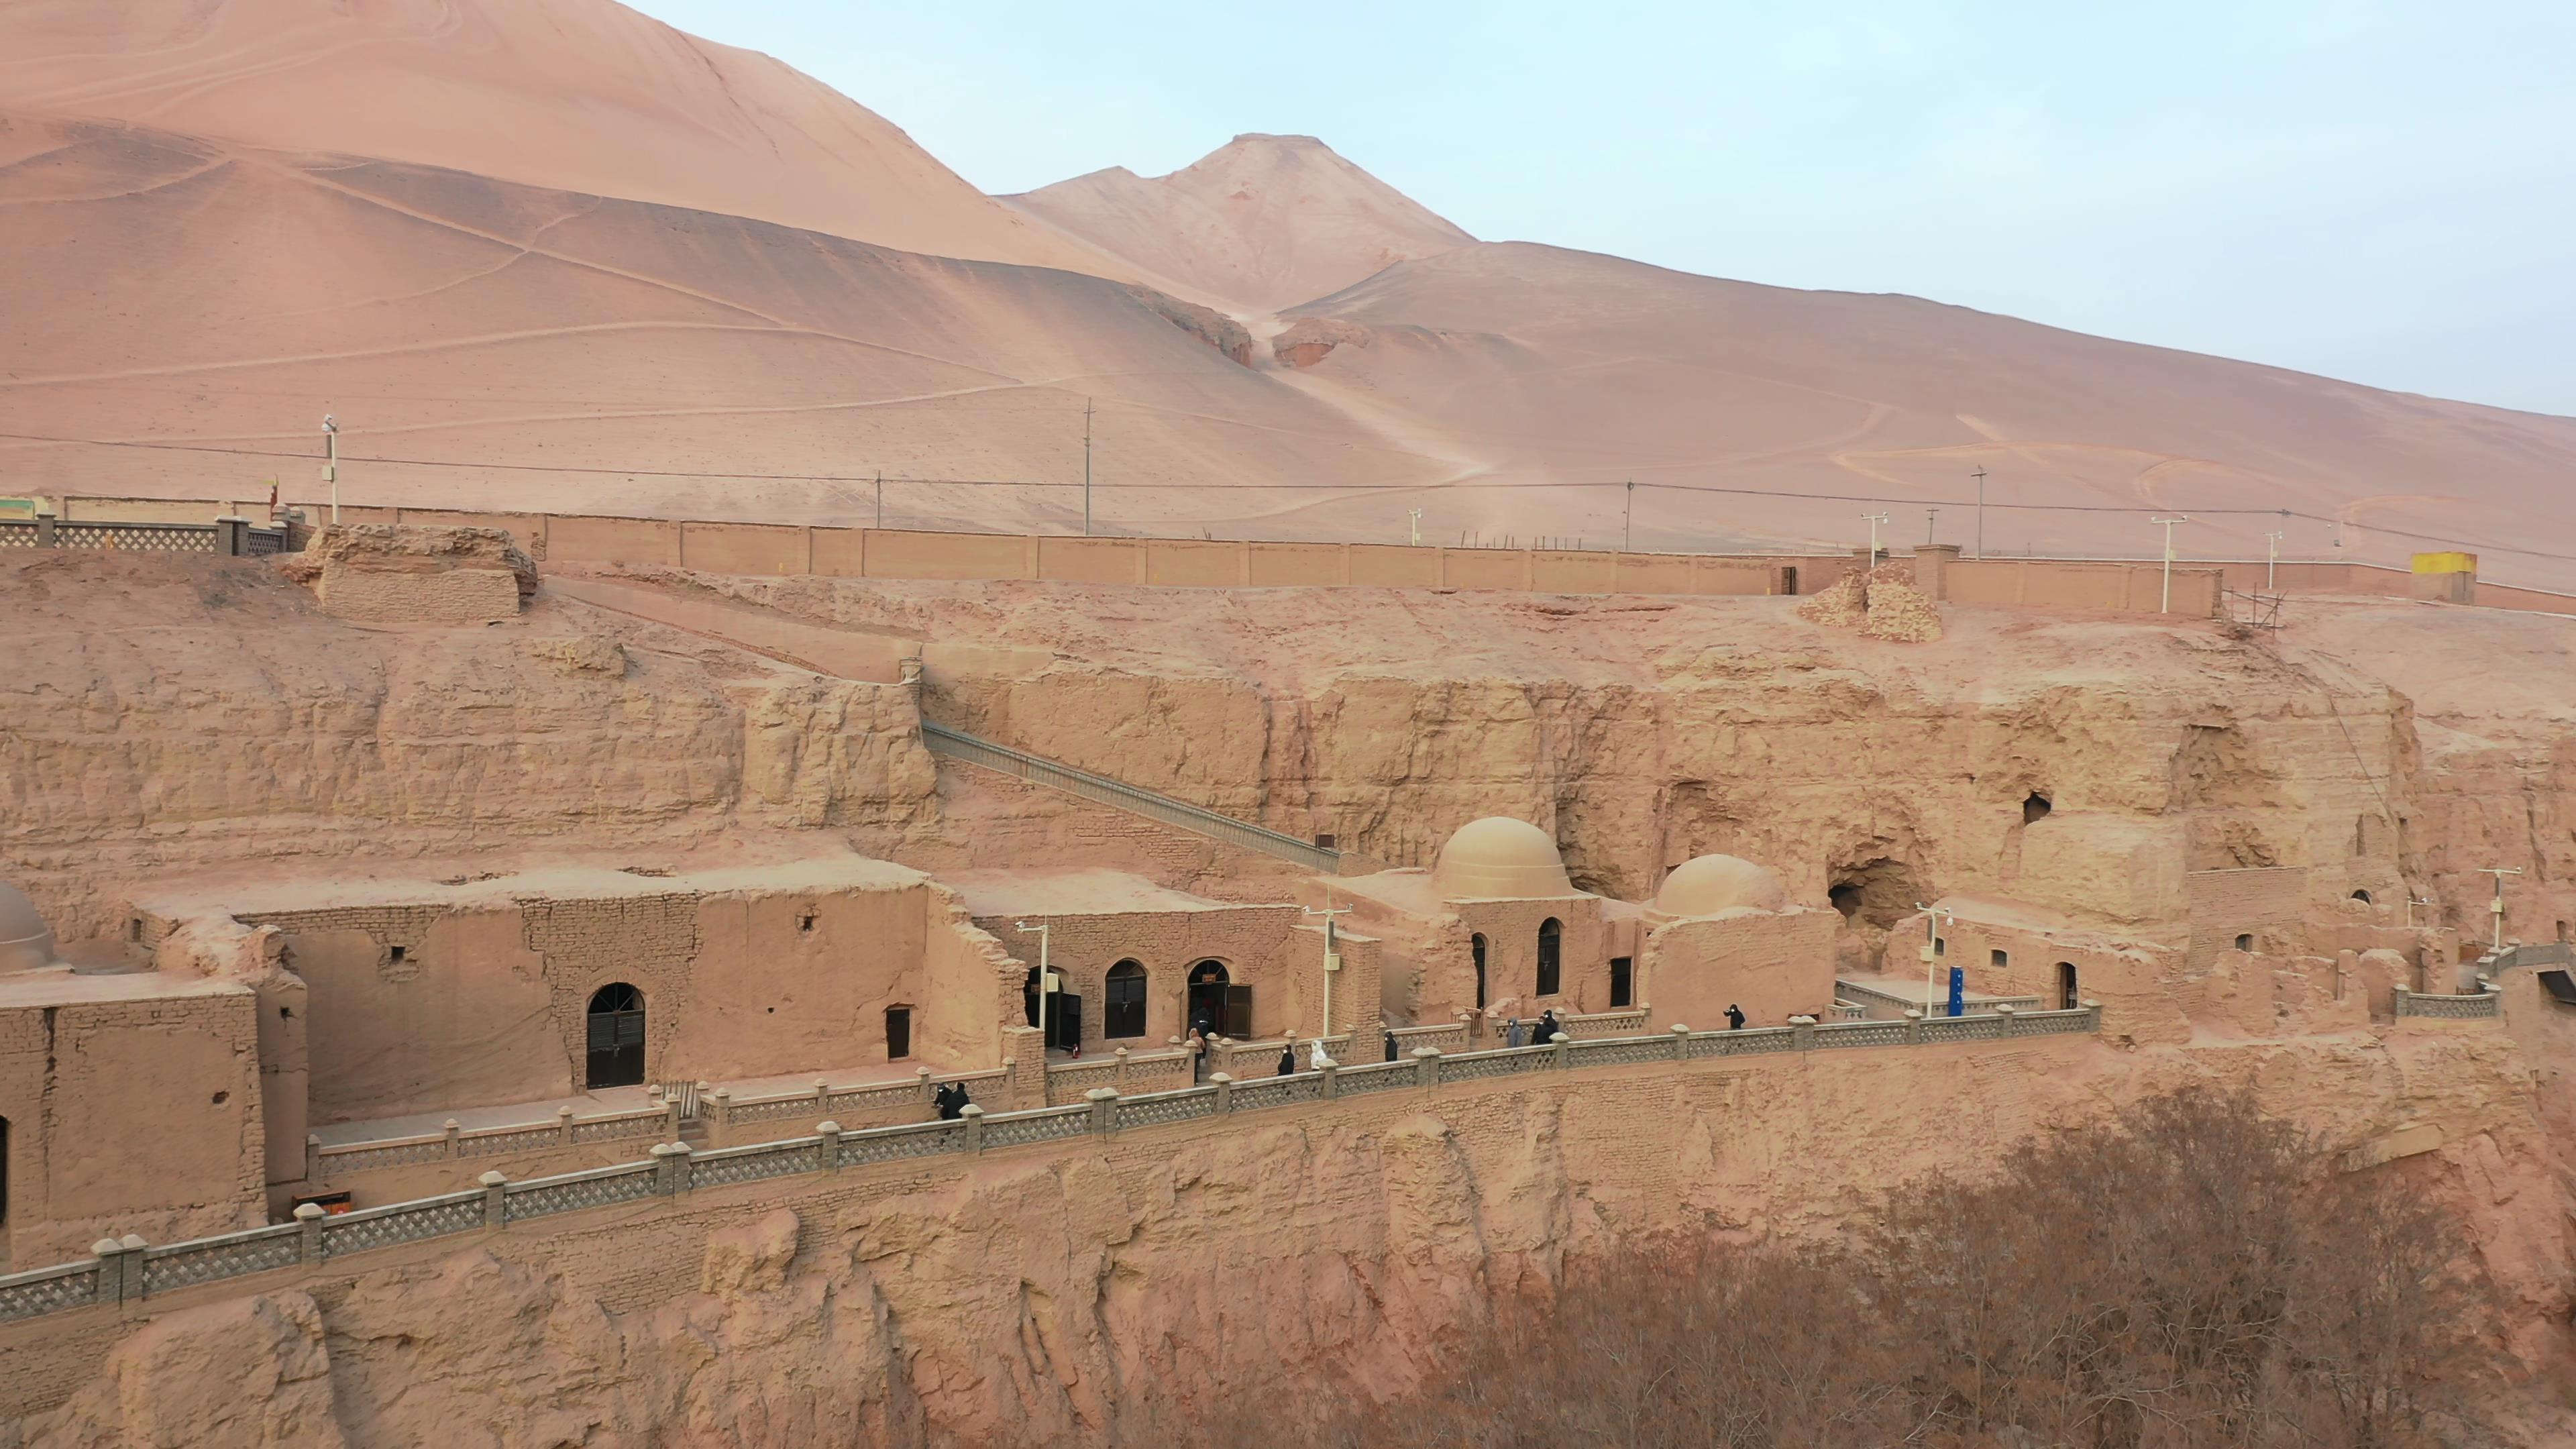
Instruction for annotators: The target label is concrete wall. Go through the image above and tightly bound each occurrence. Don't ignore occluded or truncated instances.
[1640,907,1837,1028]
[1946,558,2223,616]
[0,984,266,1265]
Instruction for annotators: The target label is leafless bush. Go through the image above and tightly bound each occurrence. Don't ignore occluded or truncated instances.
[1116,1088,2485,1449]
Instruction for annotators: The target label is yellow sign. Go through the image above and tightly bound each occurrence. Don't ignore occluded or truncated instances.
[2410,551,2477,574]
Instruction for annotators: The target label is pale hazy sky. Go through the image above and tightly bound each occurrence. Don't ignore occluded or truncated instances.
[631,2,2573,417]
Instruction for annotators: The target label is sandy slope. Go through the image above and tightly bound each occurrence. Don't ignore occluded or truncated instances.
[0,114,1461,528]
[1268,242,2576,578]
[1006,133,1474,311]
[0,0,1128,276]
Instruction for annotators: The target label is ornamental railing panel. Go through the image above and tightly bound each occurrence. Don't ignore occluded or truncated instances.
[505,1163,659,1222]
[320,1193,484,1258]
[142,1225,302,1294]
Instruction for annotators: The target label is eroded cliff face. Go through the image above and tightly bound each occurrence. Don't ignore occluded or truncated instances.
[1,1031,2563,1447]
[0,554,934,937]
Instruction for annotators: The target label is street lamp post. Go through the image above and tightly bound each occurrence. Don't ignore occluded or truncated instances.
[1917,904,1955,1018]
[1862,511,1889,566]
[2264,531,2284,591]
[321,415,339,523]
[1303,898,1352,1064]
[2475,869,2524,953]
[1014,921,1055,1056]
[1972,466,1988,558]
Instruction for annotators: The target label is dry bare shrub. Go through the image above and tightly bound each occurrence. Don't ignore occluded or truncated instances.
[1123,1089,2485,1449]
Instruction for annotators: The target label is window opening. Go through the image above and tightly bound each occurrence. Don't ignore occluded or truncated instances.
[1990,949,2008,969]
[1609,956,1633,1009]
[885,1006,912,1060]
[2057,962,2080,1011]
[1536,918,1563,997]
[1470,934,1489,1010]
[1104,960,1148,1039]
[2234,933,2253,952]
[584,983,646,1089]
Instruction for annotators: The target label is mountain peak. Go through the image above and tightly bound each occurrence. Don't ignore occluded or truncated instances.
[1005,136,1473,312]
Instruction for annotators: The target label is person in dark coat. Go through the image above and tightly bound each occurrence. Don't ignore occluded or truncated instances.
[1534,1010,1561,1042]
[1385,1032,1399,1062]
[932,1082,960,1120]
[1277,1042,1296,1076]
[1725,1003,1747,1030]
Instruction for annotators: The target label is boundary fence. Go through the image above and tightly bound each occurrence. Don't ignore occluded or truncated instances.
[0,1005,2106,1325]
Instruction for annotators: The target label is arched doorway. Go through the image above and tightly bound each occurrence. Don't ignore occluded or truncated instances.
[1025,964,1081,1052]
[1187,960,1248,1038]
[585,983,646,1089]
[2056,963,2080,1012]
[1105,959,1147,1039]
[1470,933,1489,1010]
[1536,918,1562,997]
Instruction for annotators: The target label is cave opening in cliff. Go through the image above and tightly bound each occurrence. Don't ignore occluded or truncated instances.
[2023,792,2053,824]
[2351,889,2373,904]
[1827,857,1922,930]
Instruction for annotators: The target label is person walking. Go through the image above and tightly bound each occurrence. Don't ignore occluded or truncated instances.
[1534,1009,1560,1043]
[1187,1028,1208,1081]
[1385,1031,1399,1062]
[1277,1042,1296,1076]
[1725,1003,1746,1031]
[1506,1016,1526,1049]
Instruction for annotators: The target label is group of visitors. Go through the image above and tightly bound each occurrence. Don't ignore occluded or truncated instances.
[1501,1009,1564,1048]
[932,1079,973,1119]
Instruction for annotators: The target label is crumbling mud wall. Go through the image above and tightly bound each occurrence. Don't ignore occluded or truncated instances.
[0,1026,2560,1447]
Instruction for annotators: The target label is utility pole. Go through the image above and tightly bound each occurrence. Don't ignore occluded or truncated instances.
[873,472,883,531]
[2265,530,2284,590]
[1623,480,1635,553]
[1971,466,1988,559]
[1862,511,1890,566]
[1917,904,1955,1018]
[321,415,339,523]
[1014,922,1055,1057]
[2475,868,2524,953]
[1408,508,1422,547]
[1925,508,1939,545]
[1302,899,1352,1063]
[1081,398,1094,538]
[2151,515,2190,613]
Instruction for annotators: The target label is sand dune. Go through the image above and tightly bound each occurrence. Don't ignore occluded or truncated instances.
[0,0,1128,276]
[4,3,2573,586]
[1007,133,1475,312]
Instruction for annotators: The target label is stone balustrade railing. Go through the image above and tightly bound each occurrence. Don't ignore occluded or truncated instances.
[2391,987,2503,1020]
[0,1004,2107,1326]
[1835,977,2044,1021]
[705,1066,1010,1144]
[1558,1006,1652,1039]
[1038,1048,1189,1106]
[0,515,284,556]
[1386,1020,1470,1055]
[307,1100,680,1179]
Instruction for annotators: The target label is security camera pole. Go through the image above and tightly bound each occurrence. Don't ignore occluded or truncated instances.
[1623,480,1635,553]
[1409,508,1423,547]
[2151,515,2190,612]
[1303,898,1352,1063]
[1917,902,1955,1018]
[2264,530,2284,590]
[2475,868,2524,953]
[321,415,339,523]
[1013,921,1054,1058]
[2406,895,2437,928]
[1971,466,1988,559]
[1081,398,1095,538]
[1863,511,1889,566]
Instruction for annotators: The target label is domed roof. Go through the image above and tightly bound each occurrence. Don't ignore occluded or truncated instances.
[1654,855,1787,917]
[0,882,58,973]
[1432,817,1574,898]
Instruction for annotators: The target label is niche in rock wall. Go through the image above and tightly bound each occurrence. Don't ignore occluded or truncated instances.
[2023,792,2053,824]
[1827,857,1923,931]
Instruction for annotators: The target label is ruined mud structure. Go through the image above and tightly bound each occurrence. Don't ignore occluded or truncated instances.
[3,523,2576,1444]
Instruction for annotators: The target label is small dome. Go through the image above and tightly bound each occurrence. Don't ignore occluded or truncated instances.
[0,882,59,973]
[1655,855,1786,917]
[1432,817,1574,898]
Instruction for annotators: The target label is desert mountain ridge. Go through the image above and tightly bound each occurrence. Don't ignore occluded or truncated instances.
[1006,132,1478,312]
[1,0,2572,586]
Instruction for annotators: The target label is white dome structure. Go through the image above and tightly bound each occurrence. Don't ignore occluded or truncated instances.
[1654,855,1787,918]
[0,881,60,973]
[1432,817,1574,899]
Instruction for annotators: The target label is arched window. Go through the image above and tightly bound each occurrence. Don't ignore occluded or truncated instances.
[1187,960,1246,1038]
[1536,918,1562,997]
[585,983,645,1089]
[1470,933,1489,1010]
[2056,962,2079,1011]
[2351,889,2374,904]
[1105,959,1148,1038]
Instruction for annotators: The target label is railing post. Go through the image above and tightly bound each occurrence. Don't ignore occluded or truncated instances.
[293,1205,327,1266]
[1996,1004,2018,1036]
[916,1066,934,1105]
[2083,999,2102,1034]
[116,1235,147,1303]
[479,1171,508,1229]
[813,1077,830,1113]
[959,1103,985,1152]
[2392,987,2412,1018]
[1902,1008,1923,1046]
[1549,1032,1570,1070]
[443,1118,462,1161]
[1319,1060,1342,1099]
[1670,1024,1691,1061]
[1790,1016,1817,1051]
[35,512,56,548]
[651,1142,691,1195]
[1412,1045,1441,1089]
[91,1239,127,1305]
[708,1089,732,1148]
[817,1120,843,1171]
[305,1133,321,1185]
[215,515,249,556]
[559,1105,578,1148]
[1085,1087,1119,1138]
[1209,1071,1234,1114]
[1113,1045,1131,1091]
